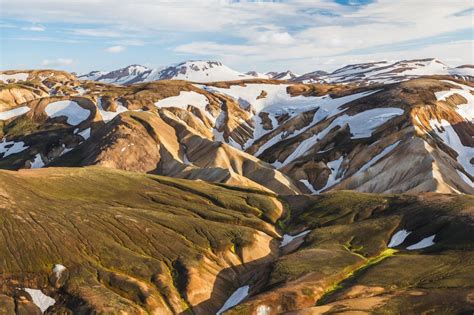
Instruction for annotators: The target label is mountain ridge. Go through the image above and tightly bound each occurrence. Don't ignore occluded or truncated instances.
[1,66,472,195]
[75,58,474,86]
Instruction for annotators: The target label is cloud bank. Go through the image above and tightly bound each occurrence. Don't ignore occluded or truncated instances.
[1,0,472,72]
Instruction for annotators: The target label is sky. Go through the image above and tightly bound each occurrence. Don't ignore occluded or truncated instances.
[0,0,473,74]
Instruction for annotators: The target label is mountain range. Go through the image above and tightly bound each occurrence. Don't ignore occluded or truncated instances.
[78,58,473,85]
[0,57,473,314]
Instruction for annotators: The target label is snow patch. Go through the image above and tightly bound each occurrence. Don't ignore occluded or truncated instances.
[97,98,128,122]
[155,91,209,110]
[429,119,474,175]
[23,288,55,313]
[274,107,402,167]
[348,108,404,139]
[0,106,30,120]
[435,81,474,122]
[30,154,44,168]
[53,264,66,278]
[407,234,436,250]
[280,230,311,247]
[0,139,28,157]
[45,100,90,126]
[216,285,250,315]
[388,229,411,248]
[0,72,29,83]
[299,179,318,194]
[77,128,91,140]
[317,156,345,192]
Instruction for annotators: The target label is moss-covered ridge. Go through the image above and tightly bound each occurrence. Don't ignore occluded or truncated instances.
[0,166,284,314]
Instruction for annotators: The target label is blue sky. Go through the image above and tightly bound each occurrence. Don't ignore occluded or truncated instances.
[1,0,472,74]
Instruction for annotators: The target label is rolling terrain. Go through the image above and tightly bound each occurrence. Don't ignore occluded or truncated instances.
[0,58,473,314]
[0,63,473,194]
[0,167,473,314]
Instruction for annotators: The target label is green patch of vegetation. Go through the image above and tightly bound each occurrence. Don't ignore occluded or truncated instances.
[317,248,397,305]
[276,198,291,231]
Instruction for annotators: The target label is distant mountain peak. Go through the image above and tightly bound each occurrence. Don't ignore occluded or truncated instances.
[78,58,473,86]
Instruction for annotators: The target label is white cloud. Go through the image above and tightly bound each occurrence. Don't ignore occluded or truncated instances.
[105,45,126,53]
[113,39,145,46]
[2,0,473,72]
[42,58,74,67]
[22,25,45,31]
[174,0,474,71]
[70,28,123,37]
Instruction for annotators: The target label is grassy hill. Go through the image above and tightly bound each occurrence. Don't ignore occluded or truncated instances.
[0,166,283,314]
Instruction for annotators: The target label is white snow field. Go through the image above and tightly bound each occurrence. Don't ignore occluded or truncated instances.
[23,288,56,313]
[155,91,209,111]
[0,72,29,83]
[388,229,411,248]
[0,106,30,120]
[30,154,45,168]
[216,285,250,315]
[0,139,28,157]
[429,118,474,175]
[435,80,474,123]
[407,234,436,250]
[280,230,312,247]
[97,98,129,122]
[45,100,91,126]
[165,61,253,82]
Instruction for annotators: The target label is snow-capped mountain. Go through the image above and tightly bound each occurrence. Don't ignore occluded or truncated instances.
[271,70,299,80]
[2,65,473,195]
[79,58,473,87]
[78,64,155,85]
[293,58,474,84]
[79,61,268,85]
[158,61,263,82]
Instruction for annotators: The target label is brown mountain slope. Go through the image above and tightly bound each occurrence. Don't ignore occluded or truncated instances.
[227,191,474,314]
[0,167,283,314]
[0,78,302,194]
[0,71,472,194]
